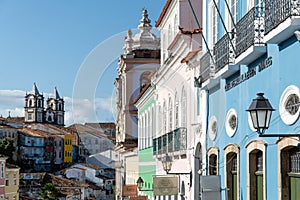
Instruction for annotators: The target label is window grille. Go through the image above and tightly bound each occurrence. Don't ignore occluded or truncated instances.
[256,151,263,171]
[289,148,300,173]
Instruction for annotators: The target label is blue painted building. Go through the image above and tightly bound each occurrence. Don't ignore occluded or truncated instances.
[201,0,300,199]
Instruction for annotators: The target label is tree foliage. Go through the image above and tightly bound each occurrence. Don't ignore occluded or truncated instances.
[0,138,15,159]
[39,183,59,200]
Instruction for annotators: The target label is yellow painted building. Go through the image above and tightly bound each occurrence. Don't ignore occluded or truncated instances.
[5,163,19,200]
[64,134,72,163]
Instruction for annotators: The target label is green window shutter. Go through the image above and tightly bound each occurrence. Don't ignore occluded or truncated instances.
[256,174,263,200]
[290,174,300,200]
[233,172,237,200]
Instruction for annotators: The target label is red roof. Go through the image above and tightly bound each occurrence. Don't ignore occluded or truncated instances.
[181,48,202,63]
[156,0,173,27]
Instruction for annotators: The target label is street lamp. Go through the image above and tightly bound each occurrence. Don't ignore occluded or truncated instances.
[136,177,153,191]
[136,177,144,191]
[161,154,193,186]
[161,154,173,173]
[247,93,300,137]
[247,93,275,134]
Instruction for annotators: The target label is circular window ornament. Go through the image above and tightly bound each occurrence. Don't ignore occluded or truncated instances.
[209,116,217,141]
[226,109,237,137]
[280,85,300,125]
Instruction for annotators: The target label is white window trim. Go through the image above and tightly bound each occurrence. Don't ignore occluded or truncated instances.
[246,139,266,200]
[277,137,299,199]
[224,144,240,199]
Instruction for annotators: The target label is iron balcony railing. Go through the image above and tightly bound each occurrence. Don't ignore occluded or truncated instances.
[153,127,187,155]
[235,6,265,57]
[173,127,187,152]
[200,52,215,83]
[213,33,235,70]
[265,0,300,35]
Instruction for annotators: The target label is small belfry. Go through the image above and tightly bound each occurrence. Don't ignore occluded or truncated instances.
[24,83,64,126]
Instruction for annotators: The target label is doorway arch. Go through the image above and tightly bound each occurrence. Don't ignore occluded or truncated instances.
[194,143,202,200]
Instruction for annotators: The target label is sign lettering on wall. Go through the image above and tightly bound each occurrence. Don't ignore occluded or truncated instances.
[123,185,137,197]
[225,57,272,91]
[153,176,179,196]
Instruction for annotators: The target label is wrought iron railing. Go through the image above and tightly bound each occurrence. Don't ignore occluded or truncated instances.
[157,137,161,155]
[265,0,300,35]
[200,52,215,83]
[235,6,265,57]
[168,131,173,153]
[174,127,187,152]
[213,34,235,70]
[162,134,167,154]
[153,127,187,155]
[153,138,157,155]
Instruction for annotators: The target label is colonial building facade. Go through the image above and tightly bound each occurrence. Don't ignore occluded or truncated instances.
[25,83,64,126]
[114,9,160,200]
[202,0,300,200]
[116,0,300,199]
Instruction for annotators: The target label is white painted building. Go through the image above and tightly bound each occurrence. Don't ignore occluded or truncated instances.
[151,0,206,199]
[114,9,160,200]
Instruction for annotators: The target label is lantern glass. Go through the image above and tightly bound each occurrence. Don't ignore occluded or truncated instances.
[250,110,258,129]
[162,154,172,173]
[247,93,275,134]
[136,177,144,190]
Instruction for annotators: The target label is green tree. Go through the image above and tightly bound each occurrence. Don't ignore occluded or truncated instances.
[39,183,59,200]
[0,138,15,160]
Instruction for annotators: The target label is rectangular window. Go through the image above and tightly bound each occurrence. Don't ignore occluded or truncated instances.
[28,113,33,120]
[1,163,4,178]
[209,0,219,48]
[5,173,8,186]
[13,173,16,185]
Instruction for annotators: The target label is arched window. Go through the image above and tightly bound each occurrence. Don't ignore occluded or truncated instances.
[168,96,173,131]
[278,138,300,200]
[208,147,219,175]
[168,24,172,46]
[28,99,33,107]
[140,71,151,91]
[209,154,218,175]
[150,106,154,146]
[226,0,239,32]
[224,144,240,200]
[208,0,219,48]
[175,92,179,128]
[163,100,167,134]
[246,140,266,200]
[174,14,178,36]
[181,87,187,128]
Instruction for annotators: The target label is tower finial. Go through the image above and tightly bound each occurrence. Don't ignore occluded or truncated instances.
[32,82,40,95]
[54,87,60,99]
[138,9,152,30]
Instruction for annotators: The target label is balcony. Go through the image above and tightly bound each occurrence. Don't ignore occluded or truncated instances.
[235,6,266,65]
[264,0,300,43]
[153,127,187,156]
[213,34,235,71]
[173,127,187,152]
[199,52,219,89]
[213,34,238,79]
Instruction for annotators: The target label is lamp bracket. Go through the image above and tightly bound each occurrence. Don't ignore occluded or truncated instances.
[259,133,300,138]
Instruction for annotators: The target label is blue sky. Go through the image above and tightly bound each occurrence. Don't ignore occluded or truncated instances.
[0,0,165,124]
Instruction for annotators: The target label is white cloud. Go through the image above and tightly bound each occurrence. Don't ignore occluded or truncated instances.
[0,90,115,126]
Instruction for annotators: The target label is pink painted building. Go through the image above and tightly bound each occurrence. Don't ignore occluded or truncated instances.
[0,157,7,197]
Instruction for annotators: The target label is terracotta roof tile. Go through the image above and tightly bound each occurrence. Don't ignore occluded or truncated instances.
[156,0,173,27]
[181,48,202,63]
[80,163,102,170]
